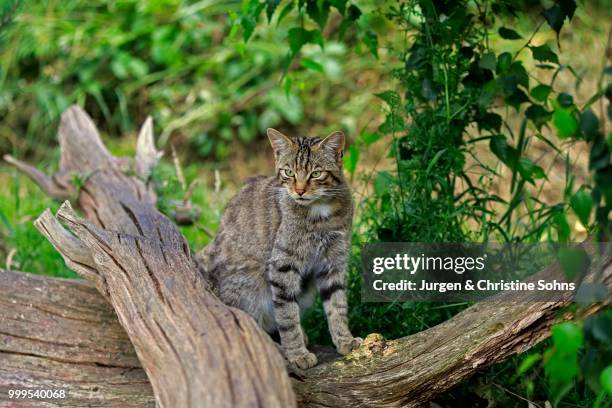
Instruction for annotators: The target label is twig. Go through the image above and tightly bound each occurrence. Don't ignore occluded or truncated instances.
[492,382,543,408]
[171,143,187,191]
[5,248,16,270]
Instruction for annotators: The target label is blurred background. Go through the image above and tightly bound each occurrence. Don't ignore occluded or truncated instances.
[0,0,610,406]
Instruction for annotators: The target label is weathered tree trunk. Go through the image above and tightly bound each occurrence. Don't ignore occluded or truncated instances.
[0,269,154,407]
[2,106,610,407]
[0,250,609,407]
[2,106,295,407]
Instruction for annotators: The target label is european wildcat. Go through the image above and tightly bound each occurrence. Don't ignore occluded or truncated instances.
[198,128,362,369]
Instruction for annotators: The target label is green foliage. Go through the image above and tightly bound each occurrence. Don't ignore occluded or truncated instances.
[0,171,75,277]
[258,0,610,406]
[0,0,376,161]
[539,312,612,406]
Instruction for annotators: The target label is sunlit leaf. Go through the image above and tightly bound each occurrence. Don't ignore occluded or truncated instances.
[552,322,583,353]
[300,58,324,72]
[553,108,578,138]
[601,365,612,395]
[343,144,359,175]
[517,353,541,375]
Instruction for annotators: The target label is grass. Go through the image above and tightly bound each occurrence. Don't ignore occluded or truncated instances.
[0,169,76,277]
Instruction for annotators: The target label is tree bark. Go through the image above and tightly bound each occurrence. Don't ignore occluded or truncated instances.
[2,106,295,407]
[2,106,610,407]
[0,269,154,407]
[0,249,609,407]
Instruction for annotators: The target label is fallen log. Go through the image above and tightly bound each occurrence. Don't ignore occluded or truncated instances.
[0,248,609,407]
[2,106,294,407]
[2,106,610,407]
[0,269,154,407]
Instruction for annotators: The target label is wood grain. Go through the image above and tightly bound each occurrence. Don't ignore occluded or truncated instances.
[3,106,295,408]
[0,246,608,407]
[3,106,609,407]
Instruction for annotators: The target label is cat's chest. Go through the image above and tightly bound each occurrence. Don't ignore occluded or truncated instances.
[308,203,333,219]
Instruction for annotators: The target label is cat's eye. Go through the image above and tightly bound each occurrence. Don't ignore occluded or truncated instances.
[310,171,324,178]
[282,168,294,177]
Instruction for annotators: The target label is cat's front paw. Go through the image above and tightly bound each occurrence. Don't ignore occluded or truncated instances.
[335,336,363,355]
[287,350,318,369]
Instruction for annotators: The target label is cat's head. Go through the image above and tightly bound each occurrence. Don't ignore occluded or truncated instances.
[267,128,346,205]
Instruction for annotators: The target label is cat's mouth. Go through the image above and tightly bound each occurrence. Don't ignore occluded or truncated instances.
[292,195,315,205]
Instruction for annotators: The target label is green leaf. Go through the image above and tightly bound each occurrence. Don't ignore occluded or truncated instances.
[525,104,552,129]
[288,27,308,54]
[362,31,378,58]
[498,27,522,40]
[570,189,593,226]
[530,44,559,64]
[531,84,551,102]
[287,27,323,55]
[584,312,612,344]
[589,136,610,171]
[306,0,329,29]
[300,58,323,72]
[544,4,565,35]
[346,4,361,21]
[110,58,129,79]
[506,88,529,110]
[544,347,579,400]
[241,0,264,42]
[378,113,405,133]
[557,92,574,108]
[558,247,590,281]
[374,171,393,195]
[545,0,576,36]
[580,109,600,141]
[477,112,502,133]
[552,322,583,354]
[496,52,512,73]
[559,0,577,21]
[127,57,148,77]
[517,353,542,375]
[518,157,545,183]
[343,144,359,175]
[276,1,294,25]
[478,52,496,71]
[360,131,382,145]
[490,135,509,163]
[601,365,612,395]
[509,61,529,88]
[553,108,578,138]
[554,212,570,242]
[266,0,280,22]
[375,90,401,109]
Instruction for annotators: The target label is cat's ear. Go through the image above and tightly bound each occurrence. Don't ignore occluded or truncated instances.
[317,131,345,165]
[267,128,294,159]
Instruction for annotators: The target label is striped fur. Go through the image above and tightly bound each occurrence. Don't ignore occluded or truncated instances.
[197,129,362,369]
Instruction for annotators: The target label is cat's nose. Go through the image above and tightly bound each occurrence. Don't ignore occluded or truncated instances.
[295,188,306,196]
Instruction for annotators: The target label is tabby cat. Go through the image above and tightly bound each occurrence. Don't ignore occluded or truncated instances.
[198,128,362,369]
